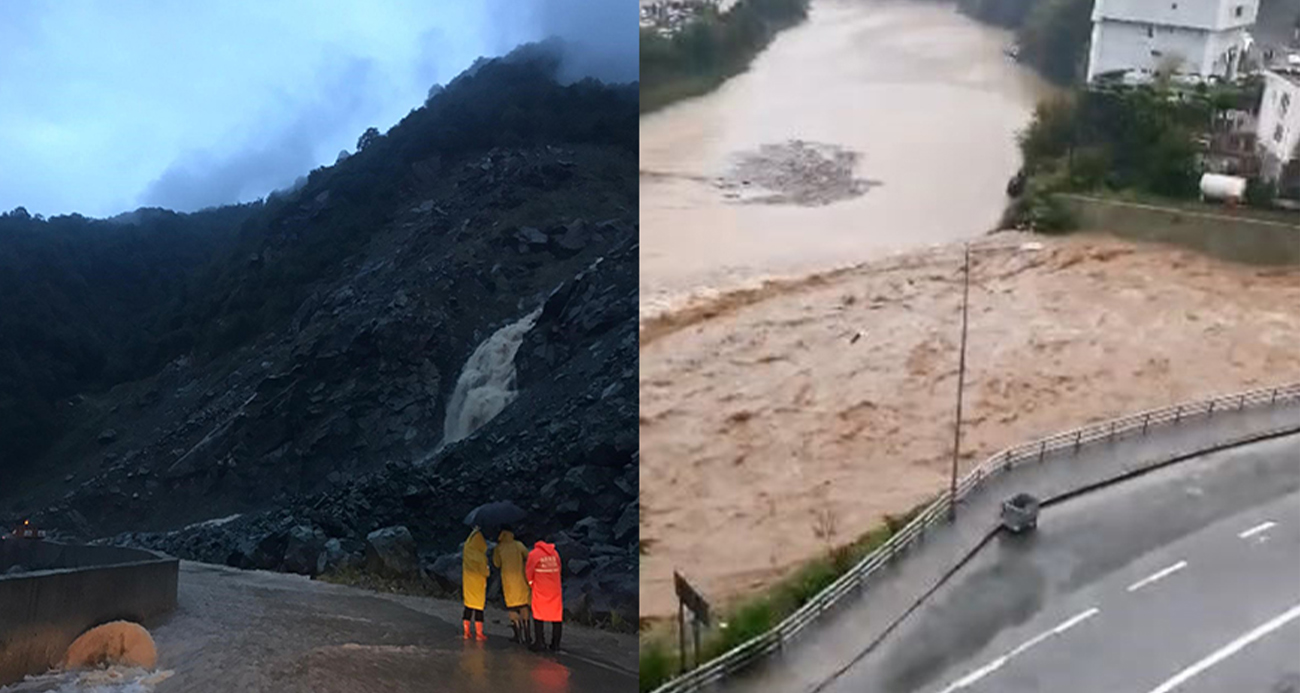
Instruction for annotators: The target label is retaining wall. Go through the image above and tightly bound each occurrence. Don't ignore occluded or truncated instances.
[1059,193,1300,265]
[0,539,178,685]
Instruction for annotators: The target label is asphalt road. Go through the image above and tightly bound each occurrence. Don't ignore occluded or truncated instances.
[821,433,1300,693]
[1,561,637,693]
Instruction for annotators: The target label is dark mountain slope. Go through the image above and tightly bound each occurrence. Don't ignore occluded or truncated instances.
[0,43,637,623]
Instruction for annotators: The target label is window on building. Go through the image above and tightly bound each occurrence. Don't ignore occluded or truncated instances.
[1275,124,1285,143]
[1283,93,1292,116]
[1147,25,1155,38]
[1235,5,1245,17]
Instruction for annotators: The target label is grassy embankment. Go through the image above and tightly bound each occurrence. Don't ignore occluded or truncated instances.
[638,503,926,692]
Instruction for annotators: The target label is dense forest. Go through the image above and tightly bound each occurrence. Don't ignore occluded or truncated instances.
[0,44,637,477]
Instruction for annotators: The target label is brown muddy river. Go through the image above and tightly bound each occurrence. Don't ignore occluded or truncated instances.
[639,0,1051,316]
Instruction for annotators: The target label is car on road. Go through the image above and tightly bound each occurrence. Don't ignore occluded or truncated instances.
[9,520,46,540]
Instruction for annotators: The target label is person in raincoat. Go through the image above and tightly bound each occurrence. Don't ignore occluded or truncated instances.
[526,536,563,651]
[492,525,532,644]
[462,527,490,641]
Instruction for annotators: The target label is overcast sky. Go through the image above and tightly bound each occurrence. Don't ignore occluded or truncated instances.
[0,0,636,218]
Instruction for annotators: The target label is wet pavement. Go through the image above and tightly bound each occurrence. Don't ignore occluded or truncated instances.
[154,562,635,693]
[0,562,636,693]
[838,434,1300,693]
[711,403,1300,693]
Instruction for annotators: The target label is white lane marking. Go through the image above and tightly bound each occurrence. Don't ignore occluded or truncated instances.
[1051,607,1100,635]
[1006,629,1054,659]
[1144,601,1300,693]
[1238,521,1277,539]
[1127,561,1188,593]
[938,656,1008,693]
[936,608,1099,693]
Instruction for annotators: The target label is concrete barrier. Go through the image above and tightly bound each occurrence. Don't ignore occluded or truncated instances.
[0,539,178,685]
[1059,193,1300,265]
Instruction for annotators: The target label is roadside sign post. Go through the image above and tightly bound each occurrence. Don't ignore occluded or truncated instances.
[679,599,687,672]
[674,571,711,671]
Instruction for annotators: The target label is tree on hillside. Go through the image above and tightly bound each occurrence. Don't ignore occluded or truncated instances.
[357,127,380,152]
[1017,0,1094,84]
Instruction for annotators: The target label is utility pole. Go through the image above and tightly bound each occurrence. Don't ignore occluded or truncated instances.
[950,243,971,521]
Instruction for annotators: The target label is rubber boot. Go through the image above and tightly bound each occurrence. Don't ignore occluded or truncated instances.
[531,620,545,652]
[475,620,487,641]
[463,620,471,640]
[549,622,562,652]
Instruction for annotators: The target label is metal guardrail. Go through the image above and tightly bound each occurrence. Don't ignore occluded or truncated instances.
[651,382,1300,692]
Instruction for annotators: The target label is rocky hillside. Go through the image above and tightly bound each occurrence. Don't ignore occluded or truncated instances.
[1,44,637,624]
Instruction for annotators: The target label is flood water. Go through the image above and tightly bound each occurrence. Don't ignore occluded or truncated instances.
[639,0,1051,313]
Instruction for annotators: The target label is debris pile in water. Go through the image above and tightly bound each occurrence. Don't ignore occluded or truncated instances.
[716,140,877,207]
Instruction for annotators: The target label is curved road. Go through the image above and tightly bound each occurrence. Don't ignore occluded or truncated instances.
[2,561,636,693]
[820,433,1300,693]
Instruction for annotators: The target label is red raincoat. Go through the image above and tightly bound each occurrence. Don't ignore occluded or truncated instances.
[526,541,563,622]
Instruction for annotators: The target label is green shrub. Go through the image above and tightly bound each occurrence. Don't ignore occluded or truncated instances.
[1245,178,1277,208]
[704,598,775,660]
[640,640,676,693]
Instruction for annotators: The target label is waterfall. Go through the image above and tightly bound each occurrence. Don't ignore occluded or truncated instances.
[442,307,542,446]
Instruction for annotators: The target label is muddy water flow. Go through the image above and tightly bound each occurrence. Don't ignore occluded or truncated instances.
[639,0,1051,317]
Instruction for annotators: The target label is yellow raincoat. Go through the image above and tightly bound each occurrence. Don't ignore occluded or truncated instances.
[492,530,531,609]
[462,529,489,610]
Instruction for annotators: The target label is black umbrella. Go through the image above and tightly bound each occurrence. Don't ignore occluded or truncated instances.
[463,501,526,529]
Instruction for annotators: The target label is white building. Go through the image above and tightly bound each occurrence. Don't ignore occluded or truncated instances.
[1086,0,1259,83]
[1256,69,1300,180]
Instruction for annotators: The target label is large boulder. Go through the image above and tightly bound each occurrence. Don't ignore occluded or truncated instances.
[321,538,361,574]
[551,531,589,562]
[572,516,612,545]
[429,552,462,593]
[365,526,421,579]
[250,530,289,571]
[282,524,328,576]
[613,502,637,542]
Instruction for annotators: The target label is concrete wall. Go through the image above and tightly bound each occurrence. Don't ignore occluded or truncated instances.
[1059,194,1300,265]
[1087,20,1247,81]
[0,539,178,686]
[1257,70,1300,180]
[1094,0,1258,31]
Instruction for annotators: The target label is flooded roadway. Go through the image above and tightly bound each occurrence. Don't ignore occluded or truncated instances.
[639,0,1050,316]
[0,562,635,693]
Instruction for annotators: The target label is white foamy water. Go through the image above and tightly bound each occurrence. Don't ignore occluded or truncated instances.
[441,307,542,445]
[0,668,173,693]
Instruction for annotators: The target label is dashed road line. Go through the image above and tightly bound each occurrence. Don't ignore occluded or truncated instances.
[1127,561,1188,593]
[1238,521,1277,539]
[1144,601,1300,693]
[934,607,1099,693]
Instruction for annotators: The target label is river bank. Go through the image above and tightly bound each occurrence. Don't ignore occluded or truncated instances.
[640,0,1050,316]
[640,0,809,114]
[639,232,1300,618]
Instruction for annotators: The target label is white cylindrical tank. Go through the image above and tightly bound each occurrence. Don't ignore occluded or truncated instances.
[1199,173,1247,202]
